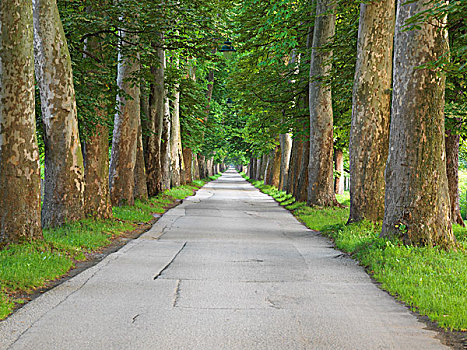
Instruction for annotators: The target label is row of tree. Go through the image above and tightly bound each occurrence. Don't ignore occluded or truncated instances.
[0,0,234,247]
[236,0,466,248]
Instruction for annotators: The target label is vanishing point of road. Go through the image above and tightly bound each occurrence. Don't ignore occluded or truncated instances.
[0,169,448,349]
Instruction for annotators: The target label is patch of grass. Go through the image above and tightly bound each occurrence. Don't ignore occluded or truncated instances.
[245,173,467,331]
[0,179,208,320]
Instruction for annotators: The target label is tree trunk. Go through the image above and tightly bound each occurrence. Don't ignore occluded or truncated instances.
[170,80,183,187]
[271,145,282,188]
[109,29,139,206]
[192,154,200,180]
[260,154,268,181]
[287,136,300,195]
[279,133,292,191]
[307,0,337,206]
[348,1,395,222]
[134,115,148,201]
[445,130,465,226]
[84,124,112,219]
[297,133,310,202]
[145,44,165,196]
[160,88,171,191]
[265,152,274,184]
[33,0,85,227]
[183,148,193,183]
[334,148,344,195]
[0,0,42,246]
[381,1,455,248]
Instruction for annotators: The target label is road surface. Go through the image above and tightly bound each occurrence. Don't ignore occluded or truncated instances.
[0,169,448,349]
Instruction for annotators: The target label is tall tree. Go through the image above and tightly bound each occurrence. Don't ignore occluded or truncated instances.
[170,56,184,187]
[307,0,337,206]
[0,0,42,246]
[348,1,396,223]
[33,0,85,227]
[109,30,140,206]
[381,0,455,247]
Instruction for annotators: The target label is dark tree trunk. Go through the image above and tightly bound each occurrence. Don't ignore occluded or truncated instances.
[381,1,455,248]
[260,154,268,181]
[134,116,148,201]
[84,124,112,219]
[445,130,465,226]
[0,0,43,246]
[265,152,274,184]
[271,145,282,188]
[192,153,200,180]
[348,1,395,222]
[297,133,310,202]
[33,0,85,227]
[334,148,344,195]
[145,45,165,196]
[183,148,193,184]
[307,0,337,206]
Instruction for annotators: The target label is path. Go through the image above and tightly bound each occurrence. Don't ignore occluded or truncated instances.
[0,169,448,349]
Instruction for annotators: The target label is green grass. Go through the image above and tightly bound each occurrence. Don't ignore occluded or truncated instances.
[242,172,467,331]
[0,178,212,320]
[459,169,467,219]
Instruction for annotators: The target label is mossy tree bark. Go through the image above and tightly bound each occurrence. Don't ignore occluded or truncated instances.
[381,1,455,248]
[0,0,42,245]
[33,0,85,227]
[348,1,395,223]
[307,0,337,206]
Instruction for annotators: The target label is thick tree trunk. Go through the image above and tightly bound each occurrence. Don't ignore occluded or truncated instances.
[279,133,292,191]
[260,154,268,181]
[271,145,282,188]
[348,1,395,222]
[381,1,455,247]
[334,148,344,195]
[445,130,465,226]
[0,1,42,246]
[287,136,300,195]
[109,32,139,206]
[134,116,148,201]
[33,0,85,227]
[265,152,275,184]
[183,148,193,183]
[307,0,337,206]
[198,155,207,179]
[84,124,112,218]
[160,90,171,191]
[145,45,165,196]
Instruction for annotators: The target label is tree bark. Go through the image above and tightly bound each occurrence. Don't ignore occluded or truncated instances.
[348,1,395,222]
[0,0,43,246]
[183,148,193,183]
[134,115,148,201]
[381,1,455,248]
[307,0,337,206]
[279,133,292,191]
[445,130,465,226]
[271,145,282,188]
[297,133,310,202]
[170,72,183,187]
[33,0,85,227]
[260,154,268,181]
[192,153,200,180]
[109,30,139,206]
[160,87,171,191]
[145,44,165,196]
[84,124,112,219]
[334,148,344,195]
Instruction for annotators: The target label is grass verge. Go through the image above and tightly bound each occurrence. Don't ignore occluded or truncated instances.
[0,176,220,321]
[241,172,467,331]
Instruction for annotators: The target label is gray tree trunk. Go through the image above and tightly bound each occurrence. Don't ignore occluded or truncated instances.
[381,1,455,248]
[307,0,337,206]
[348,1,395,222]
[170,72,183,187]
[0,0,43,245]
[109,29,139,206]
[33,0,85,227]
[192,154,200,180]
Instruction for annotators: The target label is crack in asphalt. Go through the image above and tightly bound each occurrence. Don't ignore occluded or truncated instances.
[153,242,187,280]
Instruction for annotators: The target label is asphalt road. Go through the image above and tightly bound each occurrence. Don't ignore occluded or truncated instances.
[0,169,449,349]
